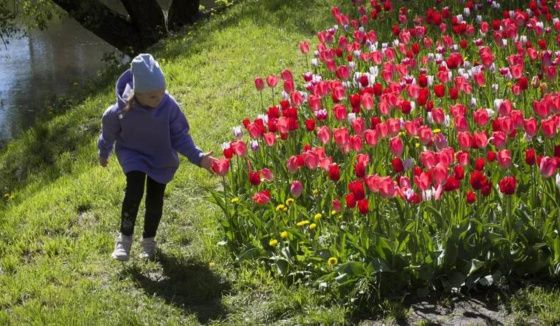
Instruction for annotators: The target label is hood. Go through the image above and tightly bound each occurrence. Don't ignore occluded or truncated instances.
[114,69,170,110]
[115,69,134,109]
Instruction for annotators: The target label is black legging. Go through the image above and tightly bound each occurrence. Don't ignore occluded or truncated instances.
[120,171,167,238]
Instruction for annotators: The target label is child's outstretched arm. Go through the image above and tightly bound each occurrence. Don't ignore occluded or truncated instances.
[170,106,216,173]
[97,106,121,167]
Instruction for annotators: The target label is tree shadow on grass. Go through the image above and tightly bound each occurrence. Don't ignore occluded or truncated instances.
[124,252,231,324]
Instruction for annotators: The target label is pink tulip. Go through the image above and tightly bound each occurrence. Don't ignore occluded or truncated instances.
[497,149,512,168]
[231,140,247,156]
[540,156,558,178]
[261,168,274,181]
[211,158,230,176]
[290,180,303,198]
[252,190,271,205]
[317,126,331,144]
[473,108,489,126]
[364,129,378,147]
[389,136,404,157]
[264,132,276,146]
[266,75,279,88]
[299,40,310,54]
[414,171,432,191]
[431,163,448,186]
[286,155,301,173]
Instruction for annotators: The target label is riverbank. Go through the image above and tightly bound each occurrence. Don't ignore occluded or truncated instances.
[0,0,559,324]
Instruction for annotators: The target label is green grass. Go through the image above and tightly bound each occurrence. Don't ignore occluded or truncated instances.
[0,0,559,324]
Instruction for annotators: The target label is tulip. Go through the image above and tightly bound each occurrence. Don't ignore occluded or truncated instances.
[290,180,303,198]
[211,158,230,176]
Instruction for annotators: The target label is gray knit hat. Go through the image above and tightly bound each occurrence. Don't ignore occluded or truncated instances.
[131,53,166,93]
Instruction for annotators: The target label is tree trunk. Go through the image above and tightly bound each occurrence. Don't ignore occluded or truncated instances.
[120,0,167,46]
[51,0,167,55]
[168,0,200,32]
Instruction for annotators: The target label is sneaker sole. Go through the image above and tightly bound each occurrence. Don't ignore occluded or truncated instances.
[112,253,130,261]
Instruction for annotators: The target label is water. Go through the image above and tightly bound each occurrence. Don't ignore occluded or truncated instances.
[0,17,117,143]
[0,0,217,144]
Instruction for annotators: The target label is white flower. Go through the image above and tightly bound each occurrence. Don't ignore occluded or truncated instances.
[422,189,434,201]
[494,99,504,110]
[348,61,356,70]
[311,58,319,67]
[470,97,477,108]
[250,140,259,151]
[232,126,243,138]
[427,112,434,124]
[221,142,231,150]
[347,113,357,123]
[556,174,560,190]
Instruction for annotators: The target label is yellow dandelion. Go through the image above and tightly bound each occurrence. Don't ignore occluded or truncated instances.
[276,204,286,211]
[314,213,322,222]
[269,239,278,247]
[280,231,289,239]
[309,223,317,230]
[296,220,310,227]
[282,206,288,212]
[327,257,338,266]
[433,128,441,134]
[331,210,337,216]
[285,198,295,206]
[230,197,240,204]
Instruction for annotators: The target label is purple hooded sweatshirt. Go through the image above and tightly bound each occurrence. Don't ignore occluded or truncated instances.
[97,70,204,184]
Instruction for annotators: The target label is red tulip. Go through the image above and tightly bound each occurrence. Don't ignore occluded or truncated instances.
[254,77,265,91]
[470,171,488,190]
[345,193,356,208]
[466,191,476,204]
[525,148,536,165]
[391,157,404,173]
[357,199,369,215]
[249,171,261,186]
[434,84,445,98]
[498,176,516,195]
[348,180,365,200]
[328,164,341,182]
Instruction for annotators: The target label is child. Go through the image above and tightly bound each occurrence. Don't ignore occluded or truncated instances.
[98,53,216,261]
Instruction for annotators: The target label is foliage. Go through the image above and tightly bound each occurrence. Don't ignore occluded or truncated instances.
[210,0,560,312]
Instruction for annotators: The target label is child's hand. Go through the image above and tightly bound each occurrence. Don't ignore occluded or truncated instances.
[200,152,217,173]
[99,156,108,167]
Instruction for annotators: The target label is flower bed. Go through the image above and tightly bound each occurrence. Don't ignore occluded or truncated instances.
[210,0,560,304]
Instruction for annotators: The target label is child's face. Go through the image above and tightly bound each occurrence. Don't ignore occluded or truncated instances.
[135,89,166,108]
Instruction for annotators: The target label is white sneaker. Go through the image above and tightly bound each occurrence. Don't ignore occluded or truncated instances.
[139,237,157,259]
[111,234,132,261]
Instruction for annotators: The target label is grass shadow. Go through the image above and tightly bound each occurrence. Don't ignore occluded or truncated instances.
[352,277,560,325]
[125,252,231,324]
